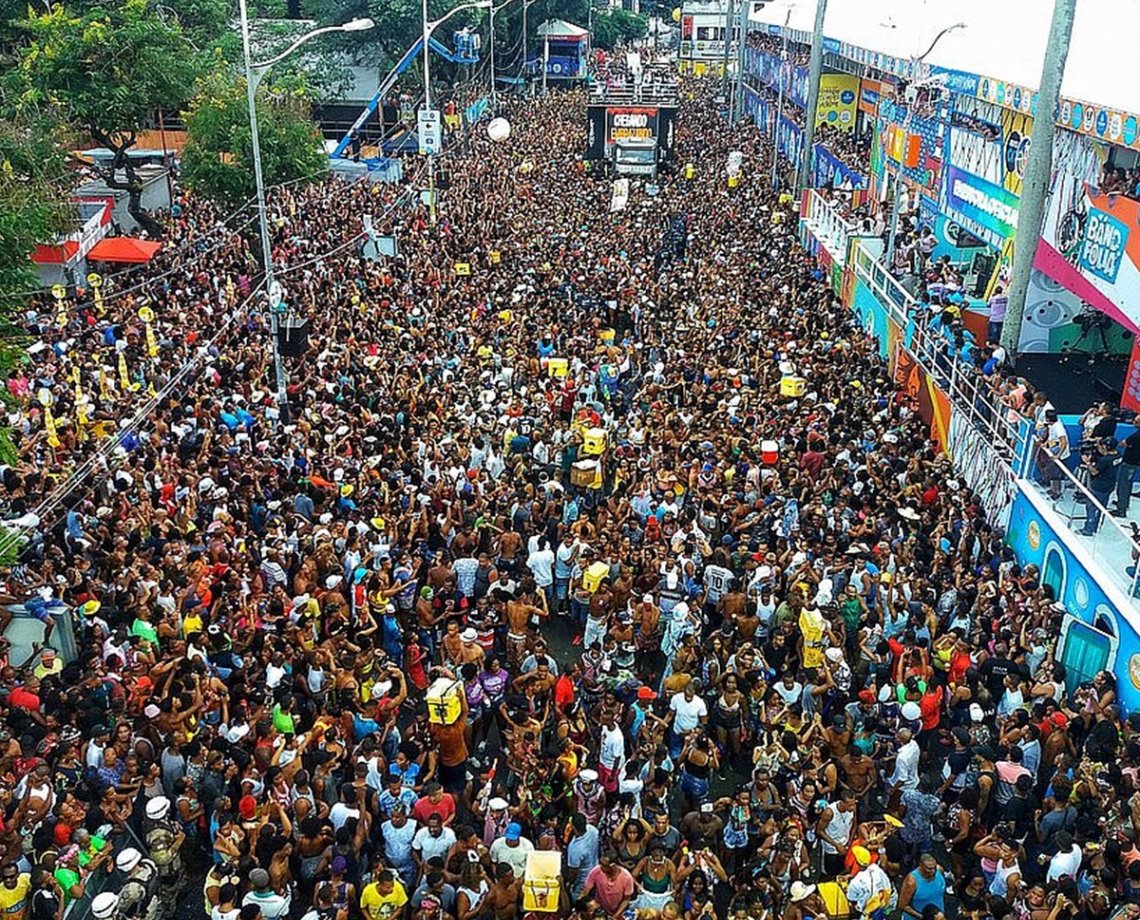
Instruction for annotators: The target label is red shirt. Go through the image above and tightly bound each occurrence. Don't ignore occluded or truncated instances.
[9,687,40,711]
[411,792,456,825]
[554,674,576,710]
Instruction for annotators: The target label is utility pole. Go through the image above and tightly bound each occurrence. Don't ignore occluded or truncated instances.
[769,5,791,188]
[543,33,549,95]
[731,0,747,124]
[1001,0,1077,358]
[521,0,528,81]
[796,0,826,192]
[489,1,497,108]
[719,0,733,92]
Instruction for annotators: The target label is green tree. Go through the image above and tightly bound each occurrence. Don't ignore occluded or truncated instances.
[181,69,327,209]
[0,110,70,355]
[16,0,203,236]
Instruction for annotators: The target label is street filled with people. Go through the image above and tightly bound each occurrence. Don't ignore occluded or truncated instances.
[2,65,1139,920]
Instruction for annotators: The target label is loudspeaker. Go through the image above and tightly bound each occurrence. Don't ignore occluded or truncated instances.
[277,317,310,357]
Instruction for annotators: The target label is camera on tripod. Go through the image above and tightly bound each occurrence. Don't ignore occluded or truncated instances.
[1074,308,1111,331]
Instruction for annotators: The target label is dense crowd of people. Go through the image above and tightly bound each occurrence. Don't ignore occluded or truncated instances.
[744,34,874,182]
[1,56,1139,920]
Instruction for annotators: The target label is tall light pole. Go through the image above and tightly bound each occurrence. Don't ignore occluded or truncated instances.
[422,0,493,223]
[729,0,746,123]
[769,4,793,188]
[1001,0,1077,357]
[883,22,966,268]
[719,0,734,92]
[238,0,373,423]
[795,0,826,192]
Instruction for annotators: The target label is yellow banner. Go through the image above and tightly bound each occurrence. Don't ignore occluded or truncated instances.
[118,353,131,390]
[145,323,158,358]
[815,74,859,133]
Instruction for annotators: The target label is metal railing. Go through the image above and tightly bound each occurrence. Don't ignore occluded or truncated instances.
[848,238,1029,462]
[801,188,855,267]
[1031,447,1140,600]
[845,233,1140,604]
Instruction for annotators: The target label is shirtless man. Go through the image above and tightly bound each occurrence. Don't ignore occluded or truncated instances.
[495,531,523,576]
[505,591,545,671]
[634,594,661,675]
[486,863,523,920]
[721,588,756,640]
[838,744,878,802]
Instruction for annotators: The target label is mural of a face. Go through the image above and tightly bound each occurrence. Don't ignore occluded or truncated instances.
[1019,270,1083,353]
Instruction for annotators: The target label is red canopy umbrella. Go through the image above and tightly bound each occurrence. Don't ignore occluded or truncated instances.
[86,237,162,263]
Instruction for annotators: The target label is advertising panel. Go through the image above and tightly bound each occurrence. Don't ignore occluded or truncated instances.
[584,105,677,163]
[858,78,887,116]
[815,74,859,132]
[944,165,1019,241]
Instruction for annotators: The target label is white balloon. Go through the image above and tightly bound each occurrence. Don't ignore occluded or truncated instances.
[487,117,511,142]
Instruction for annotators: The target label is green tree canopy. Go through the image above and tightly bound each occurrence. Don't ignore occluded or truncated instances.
[16,0,203,236]
[181,69,327,210]
[0,110,70,356]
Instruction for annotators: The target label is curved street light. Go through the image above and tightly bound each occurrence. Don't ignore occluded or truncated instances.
[237,0,375,421]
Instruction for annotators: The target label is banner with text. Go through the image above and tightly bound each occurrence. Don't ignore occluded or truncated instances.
[815,74,859,132]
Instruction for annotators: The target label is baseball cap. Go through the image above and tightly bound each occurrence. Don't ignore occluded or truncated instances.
[637,686,658,701]
[505,823,522,841]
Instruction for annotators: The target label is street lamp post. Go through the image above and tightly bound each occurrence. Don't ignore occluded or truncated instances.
[422,0,493,223]
[884,22,965,269]
[769,5,792,188]
[237,0,373,423]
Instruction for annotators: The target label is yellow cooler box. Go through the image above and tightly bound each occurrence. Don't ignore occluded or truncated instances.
[547,357,568,378]
[570,460,600,488]
[582,427,607,456]
[522,851,562,913]
[426,678,463,725]
[583,561,610,593]
[817,881,850,918]
[779,376,806,398]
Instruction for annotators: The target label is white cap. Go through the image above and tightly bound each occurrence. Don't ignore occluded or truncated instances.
[92,892,120,920]
[488,797,509,810]
[579,769,599,783]
[325,575,343,590]
[146,796,171,820]
[461,627,477,642]
[116,847,142,872]
[969,703,984,722]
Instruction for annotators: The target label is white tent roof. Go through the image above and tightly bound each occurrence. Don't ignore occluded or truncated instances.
[749,0,1140,116]
[536,18,590,38]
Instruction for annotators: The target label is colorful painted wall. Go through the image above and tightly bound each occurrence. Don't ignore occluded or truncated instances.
[1007,488,1140,713]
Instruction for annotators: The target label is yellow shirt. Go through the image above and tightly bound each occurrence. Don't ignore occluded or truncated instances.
[0,874,31,918]
[361,881,408,920]
[799,607,826,670]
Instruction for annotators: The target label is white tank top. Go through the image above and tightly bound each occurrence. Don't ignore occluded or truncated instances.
[820,803,854,855]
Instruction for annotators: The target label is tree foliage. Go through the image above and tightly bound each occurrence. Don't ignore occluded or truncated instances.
[16,0,203,236]
[181,69,327,210]
[0,109,70,299]
[592,8,647,49]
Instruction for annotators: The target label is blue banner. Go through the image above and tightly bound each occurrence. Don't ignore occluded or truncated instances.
[745,48,808,108]
[813,144,867,190]
[928,66,981,97]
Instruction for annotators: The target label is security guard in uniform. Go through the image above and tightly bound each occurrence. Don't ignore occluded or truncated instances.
[114,847,161,920]
[143,796,185,916]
